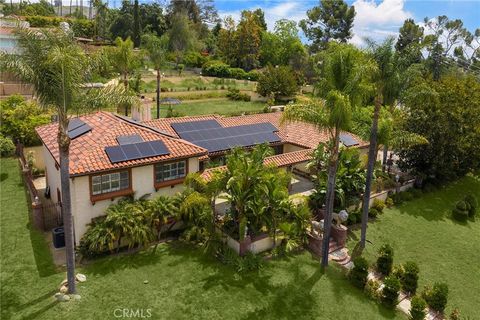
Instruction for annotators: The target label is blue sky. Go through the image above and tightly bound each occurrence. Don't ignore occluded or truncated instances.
[214,0,480,46]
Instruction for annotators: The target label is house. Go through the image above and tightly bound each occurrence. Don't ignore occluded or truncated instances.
[36,111,368,243]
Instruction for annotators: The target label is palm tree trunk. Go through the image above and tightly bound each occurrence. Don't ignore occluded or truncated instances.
[58,118,76,294]
[321,131,341,268]
[69,0,72,15]
[123,73,129,116]
[156,69,161,119]
[360,94,382,249]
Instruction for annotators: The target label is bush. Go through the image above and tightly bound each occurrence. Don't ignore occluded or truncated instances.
[346,210,361,225]
[391,264,405,280]
[246,70,260,81]
[70,19,95,38]
[369,208,380,218]
[402,261,419,294]
[372,199,386,213]
[349,257,369,289]
[377,243,394,275]
[0,135,15,157]
[449,308,460,320]
[452,200,470,221]
[410,295,427,320]
[228,68,247,80]
[402,190,414,201]
[385,197,394,208]
[226,88,251,101]
[184,51,208,68]
[202,61,232,78]
[422,282,448,313]
[257,65,299,101]
[381,276,401,308]
[464,194,478,217]
[409,188,423,198]
[364,279,381,301]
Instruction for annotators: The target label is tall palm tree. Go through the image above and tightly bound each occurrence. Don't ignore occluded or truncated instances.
[359,38,400,249]
[108,37,139,116]
[282,43,373,268]
[142,34,168,119]
[147,195,177,242]
[1,28,138,294]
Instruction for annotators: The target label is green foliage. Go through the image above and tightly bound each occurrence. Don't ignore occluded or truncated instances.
[385,197,394,208]
[381,276,401,308]
[364,279,381,301]
[346,209,361,225]
[402,261,420,294]
[422,282,449,313]
[202,61,233,78]
[452,200,470,221]
[372,199,385,213]
[257,65,299,101]
[464,194,478,217]
[410,295,427,320]
[25,15,62,27]
[70,19,95,38]
[377,243,394,275]
[449,308,461,320]
[300,0,356,51]
[217,246,264,273]
[0,95,51,147]
[349,257,369,289]
[226,88,251,101]
[183,51,209,68]
[0,134,15,157]
[369,208,380,218]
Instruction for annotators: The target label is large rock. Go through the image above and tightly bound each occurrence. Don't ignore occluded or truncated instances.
[76,273,86,282]
[59,285,68,294]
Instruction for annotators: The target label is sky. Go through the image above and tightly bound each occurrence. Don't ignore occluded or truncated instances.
[215,0,480,46]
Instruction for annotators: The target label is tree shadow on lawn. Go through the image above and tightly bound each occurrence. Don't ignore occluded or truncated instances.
[1,285,58,320]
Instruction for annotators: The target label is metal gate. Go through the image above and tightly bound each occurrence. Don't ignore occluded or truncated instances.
[41,202,63,230]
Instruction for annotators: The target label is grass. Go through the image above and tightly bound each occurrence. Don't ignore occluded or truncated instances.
[1,157,403,320]
[140,76,256,93]
[347,174,480,318]
[156,99,266,117]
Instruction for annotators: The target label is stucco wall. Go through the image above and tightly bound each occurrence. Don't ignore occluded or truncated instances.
[24,145,46,170]
[70,157,200,244]
[43,145,61,203]
[283,143,310,173]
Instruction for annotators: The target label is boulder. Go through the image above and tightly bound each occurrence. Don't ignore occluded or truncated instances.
[72,294,81,300]
[59,285,68,294]
[76,273,86,282]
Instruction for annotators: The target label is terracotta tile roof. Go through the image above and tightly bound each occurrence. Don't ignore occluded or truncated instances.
[145,112,368,150]
[200,149,314,181]
[36,112,207,176]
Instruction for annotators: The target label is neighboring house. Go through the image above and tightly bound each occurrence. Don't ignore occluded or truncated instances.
[36,111,368,243]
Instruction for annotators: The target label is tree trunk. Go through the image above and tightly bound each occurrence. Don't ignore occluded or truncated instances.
[321,131,341,268]
[382,144,388,172]
[156,69,161,119]
[360,94,382,249]
[123,74,129,116]
[69,0,72,15]
[58,118,76,294]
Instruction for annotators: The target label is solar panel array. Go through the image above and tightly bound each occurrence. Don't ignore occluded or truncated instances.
[172,120,280,153]
[105,140,170,163]
[339,133,359,147]
[117,134,144,145]
[68,118,92,139]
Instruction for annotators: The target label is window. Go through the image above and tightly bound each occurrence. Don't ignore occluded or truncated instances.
[155,160,186,183]
[92,171,129,195]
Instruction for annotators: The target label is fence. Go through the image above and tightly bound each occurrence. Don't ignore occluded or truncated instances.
[16,144,63,231]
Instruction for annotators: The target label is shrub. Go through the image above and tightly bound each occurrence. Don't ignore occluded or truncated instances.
[409,188,423,198]
[70,19,95,38]
[385,197,394,208]
[422,282,449,313]
[257,65,298,101]
[372,199,386,213]
[410,295,427,320]
[452,200,469,221]
[202,61,231,78]
[381,276,401,308]
[349,257,369,289]
[377,243,394,275]
[391,264,405,280]
[402,190,414,201]
[228,68,247,80]
[449,308,460,320]
[369,208,380,218]
[246,70,260,81]
[364,279,381,301]
[391,193,403,205]
[226,88,251,101]
[464,194,478,217]
[402,261,419,294]
[184,51,208,68]
[0,135,15,157]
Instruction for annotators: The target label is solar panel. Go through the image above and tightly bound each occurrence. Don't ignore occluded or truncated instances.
[339,133,359,147]
[68,123,92,139]
[104,140,170,164]
[117,134,144,145]
[68,118,85,131]
[171,120,222,134]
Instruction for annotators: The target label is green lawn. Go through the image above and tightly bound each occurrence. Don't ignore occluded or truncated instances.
[1,157,403,320]
[156,99,266,117]
[347,174,480,318]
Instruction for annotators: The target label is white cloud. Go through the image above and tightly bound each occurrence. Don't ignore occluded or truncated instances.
[350,0,413,46]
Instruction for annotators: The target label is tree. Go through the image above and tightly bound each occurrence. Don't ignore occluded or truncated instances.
[147,196,176,242]
[285,43,371,268]
[217,16,238,66]
[236,10,263,70]
[252,8,267,31]
[167,13,199,66]
[395,19,424,68]
[1,28,139,293]
[360,38,399,249]
[132,0,141,47]
[108,37,139,115]
[300,0,355,52]
[142,33,168,119]
[257,65,299,101]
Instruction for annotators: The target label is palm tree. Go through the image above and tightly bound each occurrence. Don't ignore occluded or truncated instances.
[282,43,373,268]
[359,38,400,249]
[108,37,139,115]
[1,28,138,294]
[147,195,176,242]
[142,34,168,119]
